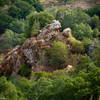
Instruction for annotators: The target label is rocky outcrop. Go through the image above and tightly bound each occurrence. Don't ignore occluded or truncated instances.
[0,20,79,76]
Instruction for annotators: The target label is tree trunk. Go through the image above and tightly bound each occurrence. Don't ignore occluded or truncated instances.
[90,95,93,100]
[98,95,100,100]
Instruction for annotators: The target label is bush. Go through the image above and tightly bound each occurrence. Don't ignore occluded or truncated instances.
[93,28,100,38]
[71,39,84,53]
[86,5,100,17]
[82,38,92,54]
[20,64,31,77]
[77,55,93,72]
[0,0,11,6]
[23,0,44,12]
[0,76,18,100]
[92,46,100,67]
[45,41,68,68]
[27,11,54,37]
[9,19,28,33]
[0,14,14,34]
[8,0,35,19]
[1,29,26,49]
[73,23,93,40]
[31,71,53,81]
[61,10,90,30]
[67,37,85,53]
[89,15,100,29]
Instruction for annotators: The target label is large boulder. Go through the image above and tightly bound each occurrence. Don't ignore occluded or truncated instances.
[63,28,72,38]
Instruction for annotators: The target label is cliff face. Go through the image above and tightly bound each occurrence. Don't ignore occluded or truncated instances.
[0,20,76,76]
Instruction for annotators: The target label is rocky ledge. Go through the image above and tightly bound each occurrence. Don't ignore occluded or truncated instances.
[0,20,80,76]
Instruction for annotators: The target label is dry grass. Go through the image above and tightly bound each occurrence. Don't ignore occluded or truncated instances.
[40,0,94,10]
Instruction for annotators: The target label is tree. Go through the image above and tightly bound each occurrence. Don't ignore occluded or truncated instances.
[73,23,93,40]
[93,28,100,38]
[27,11,54,37]
[1,29,26,49]
[8,5,21,18]
[0,14,14,34]
[23,0,44,12]
[0,0,10,6]
[8,0,35,19]
[92,46,100,67]
[9,19,28,33]
[45,41,68,68]
[89,15,100,29]
[61,10,90,30]
[0,76,18,100]
[86,5,100,17]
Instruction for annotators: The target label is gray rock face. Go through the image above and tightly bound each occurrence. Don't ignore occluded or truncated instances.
[63,28,71,37]
[37,20,61,40]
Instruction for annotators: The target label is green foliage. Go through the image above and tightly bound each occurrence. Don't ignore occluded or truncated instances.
[45,41,68,68]
[92,46,100,67]
[86,5,100,17]
[8,5,21,19]
[0,76,18,100]
[27,11,54,37]
[61,10,90,30]
[93,28,100,38]
[20,64,31,77]
[28,11,54,28]
[82,38,92,53]
[67,37,85,53]
[90,15,100,29]
[10,76,36,100]
[77,55,93,72]
[9,19,28,33]
[2,29,18,48]
[71,39,85,53]
[31,71,53,81]
[0,29,26,49]
[56,8,68,22]
[0,14,14,34]
[8,0,35,19]
[73,23,93,40]
[23,0,44,12]
[0,0,11,6]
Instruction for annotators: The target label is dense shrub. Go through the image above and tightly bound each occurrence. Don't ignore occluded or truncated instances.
[82,38,92,53]
[27,11,54,37]
[73,23,93,40]
[23,0,44,12]
[20,64,31,77]
[8,0,35,19]
[0,29,26,49]
[93,28,100,38]
[92,46,100,67]
[89,15,100,29]
[0,76,18,100]
[61,10,90,30]
[0,14,14,34]
[86,5,100,17]
[67,37,85,53]
[0,0,11,6]
[45,41,68,68]
[9,19,28,33]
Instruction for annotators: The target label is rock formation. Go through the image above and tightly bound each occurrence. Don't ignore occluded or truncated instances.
[0,20,80,76]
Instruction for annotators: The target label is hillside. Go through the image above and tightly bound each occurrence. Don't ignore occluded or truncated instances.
[40,0,95,9]
[0,0,100,100]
